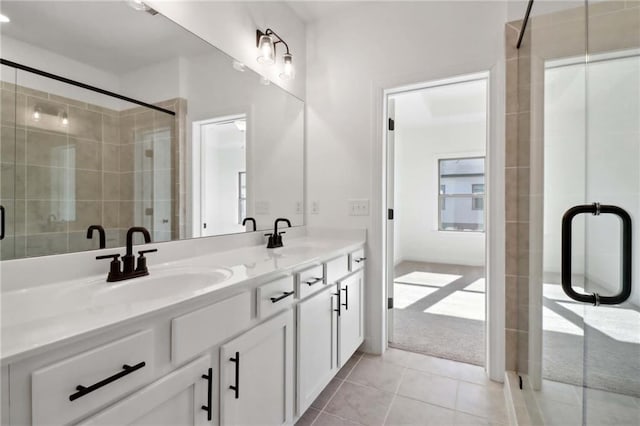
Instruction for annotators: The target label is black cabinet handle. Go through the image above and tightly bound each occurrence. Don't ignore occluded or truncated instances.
[270,291,294,303]
[562,203,632,305]
[305,277,323,286]
[69,361,146,401]
[229,352,240,399]
[341,285,349,310]
[0,205,5,240]
[201,368,212,421]
[354,257,366,263]
[333,289,341,316]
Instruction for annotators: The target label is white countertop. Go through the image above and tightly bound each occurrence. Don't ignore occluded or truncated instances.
[0,231,365,365]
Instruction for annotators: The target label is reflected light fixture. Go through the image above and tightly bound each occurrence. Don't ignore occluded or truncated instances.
[256,28,294,80]
[32,106,41,122]
[60,111,69,127]
[0,14,10,23]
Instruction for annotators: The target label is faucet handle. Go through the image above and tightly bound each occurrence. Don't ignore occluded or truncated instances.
[278,231,286,235]
[138,249,158,256]
[96,253,120,261]
[96,254,122,282]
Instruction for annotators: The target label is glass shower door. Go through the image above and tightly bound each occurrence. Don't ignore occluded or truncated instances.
[577,8,640,423]
[528,2,640,424]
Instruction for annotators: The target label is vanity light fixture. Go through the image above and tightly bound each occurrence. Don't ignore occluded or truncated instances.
[256,28,295,80]
[0,14,10,23]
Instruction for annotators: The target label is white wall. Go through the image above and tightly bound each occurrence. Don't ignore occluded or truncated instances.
[393,81,487,267]
[202,123,246,236]
[1,36,123,110]
[147,0,306,100]
[305,1,507,353]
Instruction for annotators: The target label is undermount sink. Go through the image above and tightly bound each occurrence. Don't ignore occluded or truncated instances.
[1,267,233,327]
[93,267,233,305]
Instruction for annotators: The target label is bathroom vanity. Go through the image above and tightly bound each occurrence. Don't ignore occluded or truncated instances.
[0,229,366,425]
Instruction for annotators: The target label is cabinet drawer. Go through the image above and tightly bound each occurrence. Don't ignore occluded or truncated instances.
[297,264,325,300]
[257,276,295,319]
[172,292,251,365]
[325,255,349,283]
[349,248,366,271]
[31,330,154,426]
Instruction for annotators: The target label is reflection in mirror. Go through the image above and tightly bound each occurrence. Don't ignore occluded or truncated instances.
[0,1,304,260]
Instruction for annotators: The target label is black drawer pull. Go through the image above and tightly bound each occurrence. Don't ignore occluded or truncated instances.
[69,361,146,401]
[333,290,341,316]
[354,257,366,263]
[229,352,240,399]
[201,368,213,421]
[342,285,349,310]
[305,277,323,286]
[270,291,294,303]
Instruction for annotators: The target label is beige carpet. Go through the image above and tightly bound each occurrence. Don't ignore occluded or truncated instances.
[390,262,486,366]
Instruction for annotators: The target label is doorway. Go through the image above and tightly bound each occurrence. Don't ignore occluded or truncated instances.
[192,114,247,237]
[385,74,489,366]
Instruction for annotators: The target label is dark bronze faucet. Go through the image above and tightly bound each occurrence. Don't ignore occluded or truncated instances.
[265,218,291,249]
[87,225,106,249]
[242,217,257,232]
[96,226,157,282]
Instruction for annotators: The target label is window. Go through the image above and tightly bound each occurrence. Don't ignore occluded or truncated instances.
[438,157,485,232]
[238,171,246,224]
[472,184,484,210]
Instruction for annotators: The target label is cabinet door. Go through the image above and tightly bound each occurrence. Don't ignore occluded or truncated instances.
[220,310,294,426]
[339,270,364,366]
[79,355,212,426]
[297,285,338,415]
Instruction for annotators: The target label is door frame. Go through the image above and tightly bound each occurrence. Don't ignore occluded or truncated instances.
[191,113,247,237]
[382,70,505,381]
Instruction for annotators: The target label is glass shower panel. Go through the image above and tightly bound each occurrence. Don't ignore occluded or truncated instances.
[517,1,640,424]
[11,68,176,257]
[0,64,18,259]
[581,2,640,423]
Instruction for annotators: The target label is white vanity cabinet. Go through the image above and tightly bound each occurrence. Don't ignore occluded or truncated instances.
[296,284,338,415]
[338,270,364,366]
[219,310,294,426]
[78,355,212,426]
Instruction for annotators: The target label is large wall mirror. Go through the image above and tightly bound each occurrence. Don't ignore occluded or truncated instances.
[0,1,304,259]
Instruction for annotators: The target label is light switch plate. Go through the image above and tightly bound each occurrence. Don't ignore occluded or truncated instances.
[311,201,320,215]
[349,199,370,216]
[295,201,303,214]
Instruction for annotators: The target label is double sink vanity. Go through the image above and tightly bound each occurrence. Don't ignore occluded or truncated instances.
[1,228,367,425]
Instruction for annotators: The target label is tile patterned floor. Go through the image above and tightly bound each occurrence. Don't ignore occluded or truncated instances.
[296,348,508,426]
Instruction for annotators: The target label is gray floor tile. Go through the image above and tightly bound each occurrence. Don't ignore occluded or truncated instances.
[398,369,459,409]
[336,352,363,379]
[313,412,363,426]
[311,377,343,410]
[325,381,394,426]
[295,407,320,426]
[384,395,456,425]
[347,357,405,393]
[455,381,508,424]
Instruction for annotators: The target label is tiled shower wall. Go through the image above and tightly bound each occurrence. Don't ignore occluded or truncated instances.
[0,82,182,259]
[504,0,640,375]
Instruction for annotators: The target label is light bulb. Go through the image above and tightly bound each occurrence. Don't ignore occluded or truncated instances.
[279,53,294,80]
[257,34,275,65]
[61,112,69,127]
[32,108,41,122]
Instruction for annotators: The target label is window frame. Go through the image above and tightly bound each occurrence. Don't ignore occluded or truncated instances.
[437,156,486,232]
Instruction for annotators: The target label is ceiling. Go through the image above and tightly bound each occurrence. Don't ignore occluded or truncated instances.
[393,79,488,129]
[284,1,363,23]
[0,1,211,74]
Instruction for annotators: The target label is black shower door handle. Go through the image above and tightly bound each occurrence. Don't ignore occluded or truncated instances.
[0,205,5,240]
[561,203,632,305]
